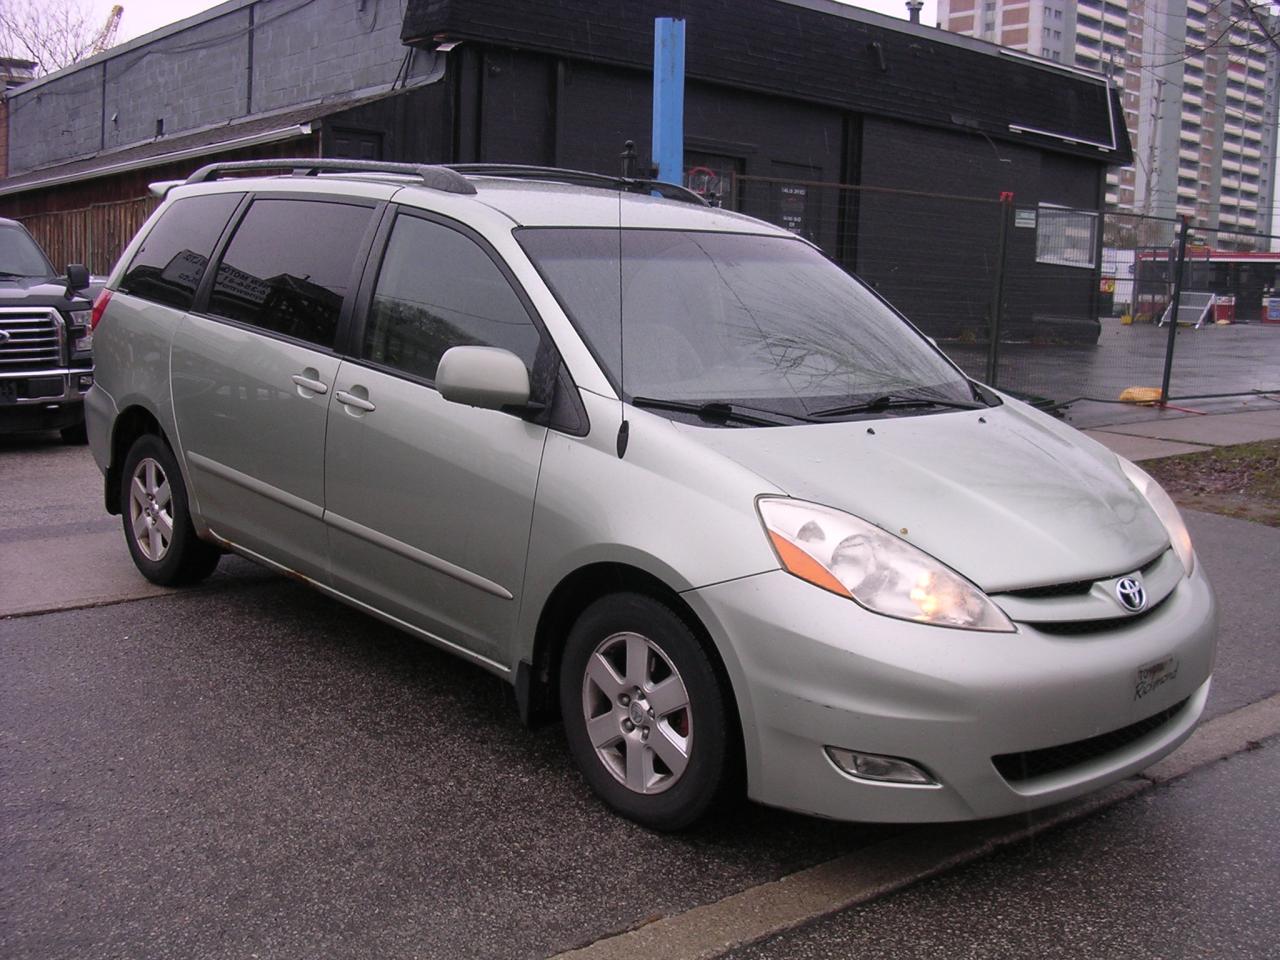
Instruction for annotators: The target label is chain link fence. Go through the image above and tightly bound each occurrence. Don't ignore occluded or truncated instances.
[20,177,1280,420]
[729,175,1280,417]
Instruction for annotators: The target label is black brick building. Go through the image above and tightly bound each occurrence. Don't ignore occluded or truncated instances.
[1,0,1130,341]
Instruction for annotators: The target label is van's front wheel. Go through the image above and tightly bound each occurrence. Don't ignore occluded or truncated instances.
[560,592,732,831]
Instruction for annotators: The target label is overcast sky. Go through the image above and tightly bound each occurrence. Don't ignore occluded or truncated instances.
[90,0,941,46]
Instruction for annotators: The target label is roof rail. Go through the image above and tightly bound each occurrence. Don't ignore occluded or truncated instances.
[183,159,477,195]
[445,164,708,206]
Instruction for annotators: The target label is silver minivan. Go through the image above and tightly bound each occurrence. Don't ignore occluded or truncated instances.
[87,160,1216,830]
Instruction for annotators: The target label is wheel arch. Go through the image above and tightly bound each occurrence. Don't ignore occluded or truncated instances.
[104,404,168,515]
[519,563,745,764]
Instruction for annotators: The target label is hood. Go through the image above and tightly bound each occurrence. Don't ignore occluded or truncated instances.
[681,401,1169,592]
[0,275,95,310]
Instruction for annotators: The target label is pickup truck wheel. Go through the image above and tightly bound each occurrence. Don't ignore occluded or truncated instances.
[560,592,732,831]
[60,420,88,444]
[120,434,220,586]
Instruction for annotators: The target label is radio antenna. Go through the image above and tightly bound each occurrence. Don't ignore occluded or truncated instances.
[616,140,635,458]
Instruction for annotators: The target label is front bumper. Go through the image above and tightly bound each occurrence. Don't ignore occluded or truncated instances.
[684,564,1217,822]
[0,367,94,433]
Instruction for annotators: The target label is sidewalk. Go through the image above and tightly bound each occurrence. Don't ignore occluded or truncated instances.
[1080,402,1280,461]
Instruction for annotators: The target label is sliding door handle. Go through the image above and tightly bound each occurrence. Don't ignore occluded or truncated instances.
[291,374,329,395]
[336,390,376,413]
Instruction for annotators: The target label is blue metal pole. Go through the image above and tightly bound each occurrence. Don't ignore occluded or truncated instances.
[652,17,686,186]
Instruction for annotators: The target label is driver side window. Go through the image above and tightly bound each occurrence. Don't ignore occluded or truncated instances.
[363,214,541,382]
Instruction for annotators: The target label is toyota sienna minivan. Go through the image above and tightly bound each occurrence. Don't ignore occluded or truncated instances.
[86,160,1217,830]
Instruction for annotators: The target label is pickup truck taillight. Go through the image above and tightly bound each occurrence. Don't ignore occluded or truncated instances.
[90,289,112,330]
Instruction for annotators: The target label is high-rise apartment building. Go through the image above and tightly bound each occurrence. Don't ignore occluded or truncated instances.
[938,0,1280,240]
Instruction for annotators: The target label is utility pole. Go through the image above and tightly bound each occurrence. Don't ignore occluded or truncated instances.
[1141,76,1164,220]
[651,18,686,186]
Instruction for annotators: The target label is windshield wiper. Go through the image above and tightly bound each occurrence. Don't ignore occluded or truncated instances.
[810,392,983,419]
[0,271,31,279]
[630,396,799,426]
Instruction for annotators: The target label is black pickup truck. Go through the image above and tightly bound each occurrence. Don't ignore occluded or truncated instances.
[1,217,100,443]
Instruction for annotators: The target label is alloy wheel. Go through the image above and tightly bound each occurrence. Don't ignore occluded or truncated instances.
[581,630,693,794]
[128,457,174,562]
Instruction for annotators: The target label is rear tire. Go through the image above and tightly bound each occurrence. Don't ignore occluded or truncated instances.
[560,592,732,831]
[120,433,220,586]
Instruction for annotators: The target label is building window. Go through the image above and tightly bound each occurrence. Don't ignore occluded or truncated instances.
[1036,205,1098,269]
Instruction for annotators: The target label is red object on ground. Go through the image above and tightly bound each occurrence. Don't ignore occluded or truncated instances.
[1212,296,1235,324]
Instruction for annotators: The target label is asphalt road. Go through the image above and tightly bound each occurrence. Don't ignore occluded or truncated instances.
[3,438,1279,959]
[727,739,1280,960]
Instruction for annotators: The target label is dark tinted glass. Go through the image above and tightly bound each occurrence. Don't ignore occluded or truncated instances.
[363,215,540,381]
[0,223,55,277]
[119,193,241,310]
[208,199,373,349]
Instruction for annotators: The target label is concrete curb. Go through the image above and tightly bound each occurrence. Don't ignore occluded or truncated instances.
[551,691,1280,960]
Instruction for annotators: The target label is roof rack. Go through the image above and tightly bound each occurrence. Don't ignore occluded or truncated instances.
[445,164,708,206]
[183,159,477,195]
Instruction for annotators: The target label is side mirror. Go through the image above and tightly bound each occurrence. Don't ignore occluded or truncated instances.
[66,264,91,294]
[436,346,531,411]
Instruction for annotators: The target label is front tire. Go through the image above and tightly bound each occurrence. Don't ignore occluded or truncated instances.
[120,433,220,586]
[60,420,88,444]
[560,592,733,831]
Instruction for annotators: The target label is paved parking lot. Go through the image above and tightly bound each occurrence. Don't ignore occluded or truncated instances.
[3,437,1279,959]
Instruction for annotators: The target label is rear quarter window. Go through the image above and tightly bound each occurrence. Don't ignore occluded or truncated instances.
[207,198,374,350]
[119,193,242,311]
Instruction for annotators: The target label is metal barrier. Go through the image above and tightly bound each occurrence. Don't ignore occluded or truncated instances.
[721,175,1280,412]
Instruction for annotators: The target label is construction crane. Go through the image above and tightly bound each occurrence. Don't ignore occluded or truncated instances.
[89,5,123,56]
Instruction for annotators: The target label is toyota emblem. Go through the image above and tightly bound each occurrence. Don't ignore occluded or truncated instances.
[1116,577,1147,612]
[0,330,10,345]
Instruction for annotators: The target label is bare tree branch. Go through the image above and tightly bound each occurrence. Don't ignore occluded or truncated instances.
[0,0,101,76]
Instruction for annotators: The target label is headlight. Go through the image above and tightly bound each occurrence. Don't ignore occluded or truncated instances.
[757,497,1015,632]
[1118,458,1195,575]
[68,309,93,353]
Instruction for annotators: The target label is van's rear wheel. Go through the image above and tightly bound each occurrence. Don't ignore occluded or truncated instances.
[120,434,220,586]
[560,592,731,831]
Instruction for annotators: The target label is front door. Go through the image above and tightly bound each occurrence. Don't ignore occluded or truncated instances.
[323,210,549,665]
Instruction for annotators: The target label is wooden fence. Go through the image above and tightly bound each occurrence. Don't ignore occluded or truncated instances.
[18,196,159,276]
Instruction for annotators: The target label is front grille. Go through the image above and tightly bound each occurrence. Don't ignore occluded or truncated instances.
[0,309,62,372]
[1005,578,1094,600]
[1005,552,1166,602]
[993,696,1189,783]
[1029,591,1172,635]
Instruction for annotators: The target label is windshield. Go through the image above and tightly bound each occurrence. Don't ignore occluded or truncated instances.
[0,224,56,278]
[518,229,975,421]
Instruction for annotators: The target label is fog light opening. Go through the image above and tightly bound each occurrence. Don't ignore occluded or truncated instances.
[825,746,938,786]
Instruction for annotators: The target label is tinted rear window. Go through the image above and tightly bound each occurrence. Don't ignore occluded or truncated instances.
[119,193,241,310]
[207,199,373,350]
